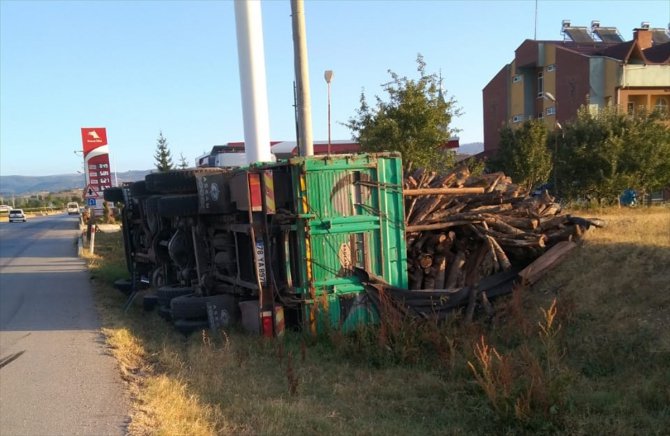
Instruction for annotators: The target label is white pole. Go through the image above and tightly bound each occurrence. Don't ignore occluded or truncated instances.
[234,0,273,164]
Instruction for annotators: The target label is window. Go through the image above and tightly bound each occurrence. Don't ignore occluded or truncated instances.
[546,64,556,72]
[512,115,524,123]
[546,106,556,116]
[538,112,544,119]
[627,102,635,114]
[655,97,668,113]
[513,75,522,83]
[537,72,544,97]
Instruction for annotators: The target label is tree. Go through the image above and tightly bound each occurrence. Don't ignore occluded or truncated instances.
[154,131,174,172]
[554,106,670,204]
[489,120,552,192]
[178,153,189,169]
[346,55,461,171]
[620,109,670,199]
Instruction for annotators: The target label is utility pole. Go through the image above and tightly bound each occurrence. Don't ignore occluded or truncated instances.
[291,0,314,156]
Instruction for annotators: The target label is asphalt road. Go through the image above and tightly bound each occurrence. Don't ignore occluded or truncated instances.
[0,214,128,435]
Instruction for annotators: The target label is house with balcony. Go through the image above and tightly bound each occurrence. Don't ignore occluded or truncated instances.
[482,21,670,157]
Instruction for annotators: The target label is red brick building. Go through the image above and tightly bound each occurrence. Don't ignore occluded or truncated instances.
[482,22,670,157]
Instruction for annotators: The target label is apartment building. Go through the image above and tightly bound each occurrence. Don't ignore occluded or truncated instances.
[482,21,670,156]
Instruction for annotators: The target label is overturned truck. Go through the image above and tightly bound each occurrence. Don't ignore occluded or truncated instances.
[105,153,408,335]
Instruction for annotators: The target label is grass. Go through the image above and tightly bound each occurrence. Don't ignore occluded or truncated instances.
[84,206,670,435]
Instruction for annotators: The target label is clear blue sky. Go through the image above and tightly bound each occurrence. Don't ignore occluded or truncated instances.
[1,0,668,176]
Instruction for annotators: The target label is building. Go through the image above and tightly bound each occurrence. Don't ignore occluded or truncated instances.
[482,21,670,157]
[196,137,460,166]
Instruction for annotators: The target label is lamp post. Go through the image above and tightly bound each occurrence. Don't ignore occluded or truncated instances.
[543,92,560,197]
[324,70,334,155]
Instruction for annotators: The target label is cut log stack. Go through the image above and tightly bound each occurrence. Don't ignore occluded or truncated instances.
[403,166,600,292]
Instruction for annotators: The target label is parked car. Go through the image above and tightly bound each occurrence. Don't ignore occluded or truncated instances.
[9,209,27,223]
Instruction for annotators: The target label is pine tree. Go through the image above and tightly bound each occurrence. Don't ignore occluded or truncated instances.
[178,153,189,169]
[154,131,174,172]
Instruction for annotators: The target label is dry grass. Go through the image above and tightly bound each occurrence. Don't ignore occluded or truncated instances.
[84,207,670,435]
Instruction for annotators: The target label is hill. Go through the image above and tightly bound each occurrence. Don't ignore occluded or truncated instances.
[0,170,150,195]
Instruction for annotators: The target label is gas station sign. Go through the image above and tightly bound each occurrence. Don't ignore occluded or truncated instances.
[80,127,112,208]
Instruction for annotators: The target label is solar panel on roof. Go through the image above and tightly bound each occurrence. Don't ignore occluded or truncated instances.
[564,27,594,43]
[651,29,670,44]
[594,27,624,43]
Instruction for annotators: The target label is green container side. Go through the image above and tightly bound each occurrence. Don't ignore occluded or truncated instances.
[291,153,408,299]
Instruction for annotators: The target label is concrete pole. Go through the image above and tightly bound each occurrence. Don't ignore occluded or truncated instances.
[234,0,273,164]
[291,0,314,156]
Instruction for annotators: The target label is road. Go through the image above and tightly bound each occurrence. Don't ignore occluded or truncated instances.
[0,214,128,435]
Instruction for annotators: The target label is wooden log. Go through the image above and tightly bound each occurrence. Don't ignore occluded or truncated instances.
[406,220,484,233]
[409,195,445,225]
[487,236,512,271]
[546,224,582,245]
[467,204,513,214]
[434,255,447,289]
[518,240,577,285]
[445,250,466,289]
[418,254,433,269]
[538,215,569,231]
[539,203,562,217]
[409,267,424,290]
[497,215,540,230]
[435,231,456,254]
[496,235,546,248]
[403,187,486,196]
[485,216,528,236]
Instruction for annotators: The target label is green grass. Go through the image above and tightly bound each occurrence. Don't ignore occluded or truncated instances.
[85,207,670,435]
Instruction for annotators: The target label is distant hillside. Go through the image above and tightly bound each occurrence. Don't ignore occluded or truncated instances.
[0,170,150,195]
[456,142,484,156]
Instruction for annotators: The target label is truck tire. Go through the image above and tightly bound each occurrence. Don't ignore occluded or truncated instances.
[145,168,223,194]
[170,294,207,320]
[130,181,151,196]
[157,285,193,306]
[104,187,125,203]
[143,294,159,312]
[144,195,160,215]
[113,278,133,295]
[171,294,239,327]
[173,318,210,335]
[158,194,199,217]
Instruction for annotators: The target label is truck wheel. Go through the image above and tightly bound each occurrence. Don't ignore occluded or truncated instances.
[129,181,151,196]
[104,187,125,203]
[173,319,210,335]
[143,294,159,312]
[157,285,193,306]
[144,195,160,215]
[145,168,223,194]
[158,194,199,217]
[206,294,240,328]
[171,294,239,327]
[170,294,207,319]
[113,278,133,295]
[158,306,172,321]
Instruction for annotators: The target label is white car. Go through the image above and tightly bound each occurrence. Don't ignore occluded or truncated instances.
[9,209,27,223]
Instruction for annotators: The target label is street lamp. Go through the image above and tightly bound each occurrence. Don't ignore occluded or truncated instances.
[324,70,334,155]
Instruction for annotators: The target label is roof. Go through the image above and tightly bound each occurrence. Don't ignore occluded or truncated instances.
[515,35,670,65]
[643,42,670,63]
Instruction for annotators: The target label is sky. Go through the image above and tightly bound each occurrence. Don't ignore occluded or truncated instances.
[1,0,668,177]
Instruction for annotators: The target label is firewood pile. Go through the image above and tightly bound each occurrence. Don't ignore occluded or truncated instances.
[402,166,603,294]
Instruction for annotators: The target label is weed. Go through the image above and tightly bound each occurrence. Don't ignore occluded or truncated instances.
[286,352,299,396]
